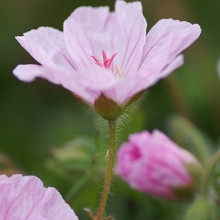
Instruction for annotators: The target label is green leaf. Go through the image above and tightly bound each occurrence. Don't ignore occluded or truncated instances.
[50,136,98,171]
[167,115,211,166]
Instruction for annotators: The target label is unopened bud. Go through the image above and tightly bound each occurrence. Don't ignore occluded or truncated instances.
[115,130,202,199]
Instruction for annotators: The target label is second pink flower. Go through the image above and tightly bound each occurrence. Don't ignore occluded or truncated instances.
[115,130,202,199]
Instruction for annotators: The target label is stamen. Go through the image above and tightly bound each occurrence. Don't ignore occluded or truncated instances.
[115,65,122,77]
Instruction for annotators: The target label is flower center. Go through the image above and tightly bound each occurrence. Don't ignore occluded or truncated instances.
[92,50,117,69]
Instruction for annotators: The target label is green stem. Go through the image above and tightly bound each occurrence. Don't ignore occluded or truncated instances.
[65,168,94,202]
[202,150,220,197]
[96,120,116,220]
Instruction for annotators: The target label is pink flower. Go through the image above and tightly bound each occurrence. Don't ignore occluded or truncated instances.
[0,174,78,220]
[13,1,201,120]
[115,130,201,199]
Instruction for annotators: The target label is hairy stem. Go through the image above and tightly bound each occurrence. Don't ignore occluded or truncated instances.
[96,120,116,220]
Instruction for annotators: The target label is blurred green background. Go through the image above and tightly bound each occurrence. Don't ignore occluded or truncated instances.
[0,0,220,219]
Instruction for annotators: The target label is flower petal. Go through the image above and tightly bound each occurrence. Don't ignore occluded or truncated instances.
[13,64,50,82]
[64,1,146,74]
[113,0,147,74]
[0,174,78,220]
[63,6,110,68]
[102,54,183,105]
[155,54,184,78]
[139,19,201,73]
[114,0,146,74]
[62,65,118,105]
[13,64,70,85]
[136,54,184,87]
[36,188,77,220]
[16,27,76,73]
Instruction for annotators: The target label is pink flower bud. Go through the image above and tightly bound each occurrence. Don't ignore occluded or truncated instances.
[115,130,201,199]
[0,174,78,219]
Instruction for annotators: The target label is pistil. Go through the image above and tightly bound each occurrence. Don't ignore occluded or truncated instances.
[92,50,117,69]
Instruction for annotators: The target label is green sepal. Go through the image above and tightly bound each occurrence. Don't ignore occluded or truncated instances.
[172,184,197,201]
[94,93,123,120]
[124,90,143,108]
[172,162,204,200]
[94,91,144,120]
[184,197,216,220]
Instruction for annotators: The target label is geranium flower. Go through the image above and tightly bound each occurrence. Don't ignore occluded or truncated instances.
[0,174,78,220]
[13,0,201,120]
[115,130,202,199]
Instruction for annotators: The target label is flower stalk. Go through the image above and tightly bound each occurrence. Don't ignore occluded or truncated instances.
[96,120,116,220]
[65,167,94,202]
[202,150,220,197]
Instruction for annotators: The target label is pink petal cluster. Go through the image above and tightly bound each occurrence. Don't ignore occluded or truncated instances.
[115,130,200,199]
[13,1,201,118]
[0,174,78,220]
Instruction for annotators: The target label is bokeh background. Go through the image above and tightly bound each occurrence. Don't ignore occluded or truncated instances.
[0,0,220,219]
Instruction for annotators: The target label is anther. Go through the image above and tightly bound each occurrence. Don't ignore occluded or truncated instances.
[115,65,122,77]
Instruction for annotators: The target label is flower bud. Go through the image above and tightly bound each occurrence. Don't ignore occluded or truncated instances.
[115,130,202,199]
